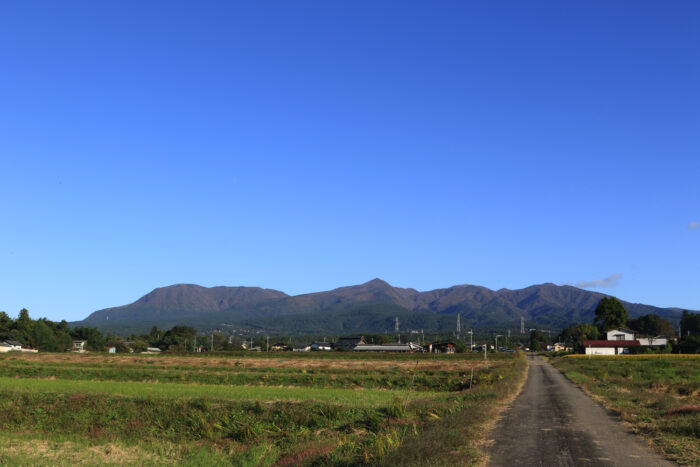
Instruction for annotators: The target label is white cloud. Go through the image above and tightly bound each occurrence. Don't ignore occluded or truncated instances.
[688,221,699,231]
[576,273,622,289]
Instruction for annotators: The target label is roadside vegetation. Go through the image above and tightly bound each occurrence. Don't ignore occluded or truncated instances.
[551,355,700,465]
[0,351,526,465]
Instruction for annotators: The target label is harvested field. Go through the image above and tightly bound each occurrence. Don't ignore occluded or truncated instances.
[0,352,487,371]
[0,351,527,465]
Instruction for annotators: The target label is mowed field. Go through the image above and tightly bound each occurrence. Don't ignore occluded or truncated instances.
[0,351,527,466]
[551,355,700,466]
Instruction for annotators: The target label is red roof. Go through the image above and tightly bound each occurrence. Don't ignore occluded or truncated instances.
[583,340,640,348]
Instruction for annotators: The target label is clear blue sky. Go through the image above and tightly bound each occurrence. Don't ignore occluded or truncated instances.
[1,1,698,322]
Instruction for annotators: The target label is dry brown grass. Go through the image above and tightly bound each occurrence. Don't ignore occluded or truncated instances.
[0,352,488,371]
[0,439,154,465]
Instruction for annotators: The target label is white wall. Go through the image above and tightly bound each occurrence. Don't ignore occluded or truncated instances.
[640,337,668,346]
[606,329,635,340]
[585,347,616,355]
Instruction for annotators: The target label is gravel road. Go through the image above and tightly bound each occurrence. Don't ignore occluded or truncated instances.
[487,355,674,466]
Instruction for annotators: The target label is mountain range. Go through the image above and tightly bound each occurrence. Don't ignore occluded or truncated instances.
[71,279,689,335]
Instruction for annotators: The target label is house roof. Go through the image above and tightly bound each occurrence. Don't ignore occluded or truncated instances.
[5,340,22,346]
[353,344,416,352]
[0,342,12,347]
[583,340,640,348]
[336,336,364,344]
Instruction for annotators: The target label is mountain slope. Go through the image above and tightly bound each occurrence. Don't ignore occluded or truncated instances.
[83,284,288,323]
[73,279,689,334]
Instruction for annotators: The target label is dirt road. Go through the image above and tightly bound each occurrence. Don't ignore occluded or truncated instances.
[487,355,674,466]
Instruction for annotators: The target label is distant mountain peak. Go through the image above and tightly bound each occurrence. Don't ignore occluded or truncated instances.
[362,278,392,288]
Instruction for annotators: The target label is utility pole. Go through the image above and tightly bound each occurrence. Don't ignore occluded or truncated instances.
[484,341,487,361]
[266,335,269,352]
[211,333,214,352]
[468,329,473,351]
[495,335,503,352]
[456,314,461,339]
[395,316,400,343]
[194,335,196,352]
[521,316,525,334]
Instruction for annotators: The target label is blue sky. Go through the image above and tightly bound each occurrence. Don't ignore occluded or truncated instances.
[1,1,698,322]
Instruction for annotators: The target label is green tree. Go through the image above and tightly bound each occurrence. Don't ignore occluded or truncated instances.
[149,326,162,343]
[13,308,32,343]
[593,297,629,332]
[560,323,599,353]
[161,325,197,351]
[627,314,674,337]
[212,332,230,351]
[680,310,700,336]
[70,326,107,351]
[30,320,55,351]
[0,312,13,337]
[529,330,548,351]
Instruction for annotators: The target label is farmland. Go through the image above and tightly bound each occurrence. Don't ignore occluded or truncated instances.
[0,351,526,465]
[551,355,700,465]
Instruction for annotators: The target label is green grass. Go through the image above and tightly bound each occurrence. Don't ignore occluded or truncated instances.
[552,355,700,466]
[0,360,473,391]
[0,376,429,407]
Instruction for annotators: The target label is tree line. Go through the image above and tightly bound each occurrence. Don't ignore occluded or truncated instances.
[0,310,227,353]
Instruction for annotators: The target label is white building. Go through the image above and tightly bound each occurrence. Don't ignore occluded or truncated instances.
[584,337,640,355]
[606,329,636,341]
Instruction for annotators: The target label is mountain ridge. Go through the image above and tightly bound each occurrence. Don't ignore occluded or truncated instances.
[71,279,690,335]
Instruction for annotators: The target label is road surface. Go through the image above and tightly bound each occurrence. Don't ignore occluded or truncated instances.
[487,355,674,467]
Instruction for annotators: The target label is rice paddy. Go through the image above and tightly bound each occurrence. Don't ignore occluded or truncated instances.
[0,351,527,465]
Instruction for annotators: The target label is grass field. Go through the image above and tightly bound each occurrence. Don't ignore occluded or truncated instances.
[0,351,527,466]
[551,355,700,466]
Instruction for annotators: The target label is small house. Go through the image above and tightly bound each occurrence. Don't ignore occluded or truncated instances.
[72,340,87,353]
[0,339,23,352]
[292,343,311,352]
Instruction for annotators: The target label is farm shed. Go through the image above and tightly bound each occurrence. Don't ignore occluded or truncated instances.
[353,343,422,353]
